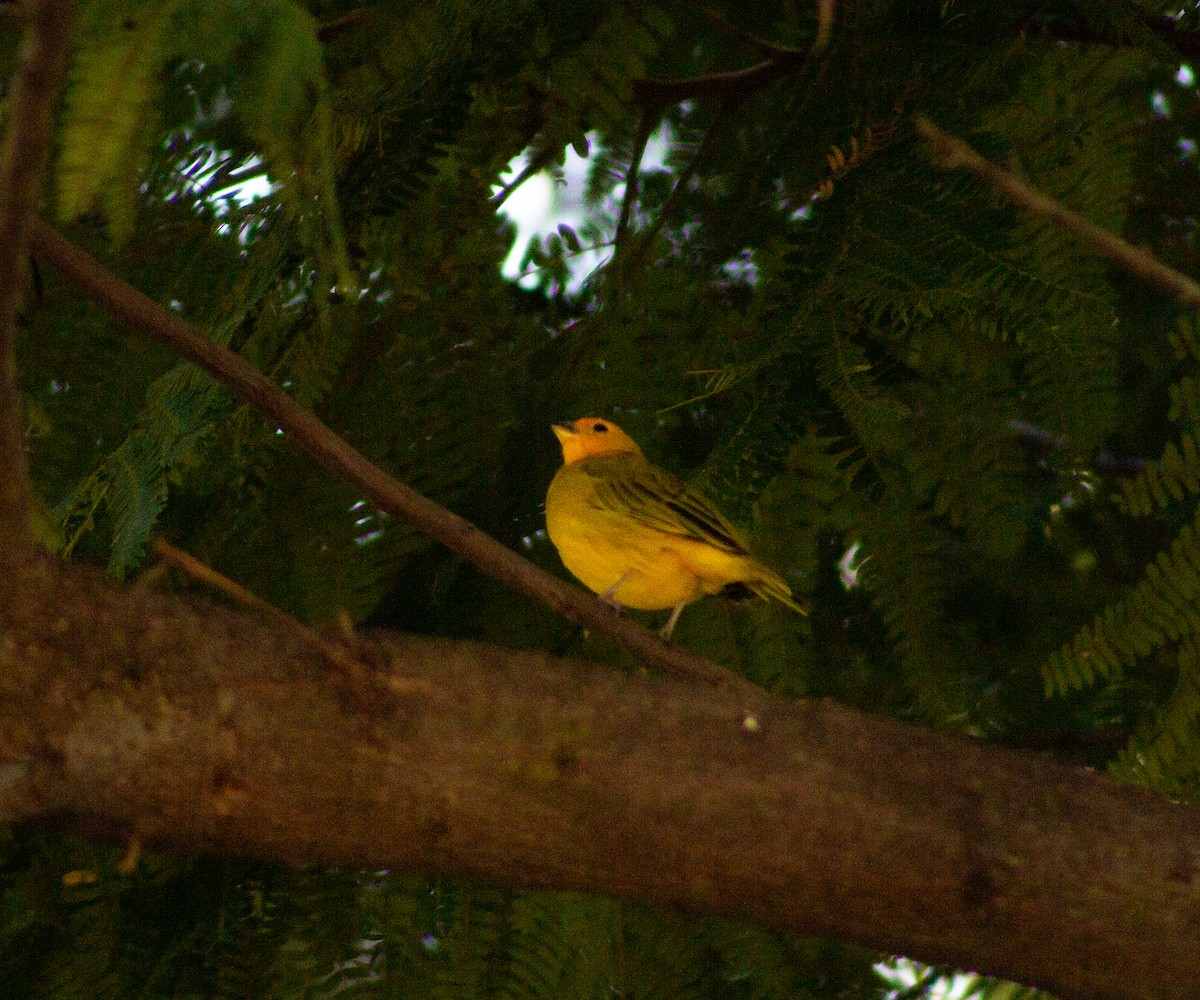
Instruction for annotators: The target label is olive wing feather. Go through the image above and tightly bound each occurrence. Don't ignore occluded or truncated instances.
[586,459,749,555]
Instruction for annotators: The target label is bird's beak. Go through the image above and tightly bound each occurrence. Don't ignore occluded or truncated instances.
[551,421,577,443]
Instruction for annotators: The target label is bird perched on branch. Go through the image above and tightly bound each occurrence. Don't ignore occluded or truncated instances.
[545,417,807,638]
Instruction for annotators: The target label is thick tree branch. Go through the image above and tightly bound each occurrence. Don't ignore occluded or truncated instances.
[919,118,1200,309]
[0,0,72,560]
[1,555,1198,1000]
[26,220,758,695]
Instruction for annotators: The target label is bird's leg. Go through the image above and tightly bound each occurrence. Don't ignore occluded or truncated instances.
[577,574,631,642]
[598,572,633,611]
[659,602,686,640]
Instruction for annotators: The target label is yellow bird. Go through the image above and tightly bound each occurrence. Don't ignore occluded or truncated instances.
[545,417,807,638]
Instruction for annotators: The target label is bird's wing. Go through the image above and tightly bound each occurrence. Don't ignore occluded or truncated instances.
[587,458,749,555]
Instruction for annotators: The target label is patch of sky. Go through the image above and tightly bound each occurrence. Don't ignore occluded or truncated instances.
[719,249,759,286]
[208,156,275,212]
[494,127,671,294]
[876,959,995,1000]
[157,68,276,238]
[163,123,274,242]
[521,527,548,549]
[839,542,863,589]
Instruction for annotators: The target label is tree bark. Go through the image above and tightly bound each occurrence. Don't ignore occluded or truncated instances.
[0,0,73,558]
[1,555,1198,1000]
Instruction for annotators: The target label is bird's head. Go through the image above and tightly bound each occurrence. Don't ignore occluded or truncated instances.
[552,417,644,464]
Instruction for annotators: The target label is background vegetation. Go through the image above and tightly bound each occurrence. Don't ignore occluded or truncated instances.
[3,0,1200,996]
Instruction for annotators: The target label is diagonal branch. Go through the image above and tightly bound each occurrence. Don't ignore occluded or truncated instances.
[919,118,1200,309]
[27,220,758,696]
[0,0,73,561]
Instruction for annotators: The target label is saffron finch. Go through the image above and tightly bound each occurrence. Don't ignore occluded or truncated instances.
[545,417,807,638]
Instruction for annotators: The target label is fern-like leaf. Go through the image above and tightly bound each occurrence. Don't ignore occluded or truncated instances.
[1042,511,1200,696]
[1109,638,1200,799]
[57,366,225,577]
[58,1,179,241]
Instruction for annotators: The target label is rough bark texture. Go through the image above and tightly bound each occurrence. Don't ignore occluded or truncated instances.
[1,554,1198,1000]
[0,0,73,557]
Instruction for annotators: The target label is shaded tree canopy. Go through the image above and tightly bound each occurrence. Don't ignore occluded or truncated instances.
[2,1,1200,999]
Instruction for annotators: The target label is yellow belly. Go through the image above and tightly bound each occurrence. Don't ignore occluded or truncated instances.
[546,467,749,610]
[549,520,706,609]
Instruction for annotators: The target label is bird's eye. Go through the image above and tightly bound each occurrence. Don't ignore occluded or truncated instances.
[593,422,609,433]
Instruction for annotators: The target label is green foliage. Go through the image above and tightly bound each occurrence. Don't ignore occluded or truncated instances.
[1115,428,1200,515]
[521,4,674,163]
[56,363,226,576]
[1108,637,1200,796]
[332,4,482,224]
[1042,317,1200,800]
[57,0,180,243]
[7,0,1200,996]
[59,0,350,283]
[0,838,884,1000]
[1043,510,1200,694]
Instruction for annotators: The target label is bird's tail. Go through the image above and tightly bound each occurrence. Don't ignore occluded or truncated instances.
[747,565,808,616]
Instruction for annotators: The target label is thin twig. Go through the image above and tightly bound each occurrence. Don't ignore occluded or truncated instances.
[30,220,759,696]
[491,156,542,210]
[152,538,431,700]
[918,117,1200,309]
[117,834,141,876]
[703,10,808,59]
[512,238,616,284]
[0,0,73,560]
[154,538,298,623]
[553,9,827,274]
[612,110,656,259]
[1047,11,1200,61]
[153,537,343,662]
[636,8,1200,111]
[627,105,728,272]
[634,3,829,110]
[813,0,837,54]
[632,55,806,109]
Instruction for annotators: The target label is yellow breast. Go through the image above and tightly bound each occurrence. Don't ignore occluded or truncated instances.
[545,460,753,611]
